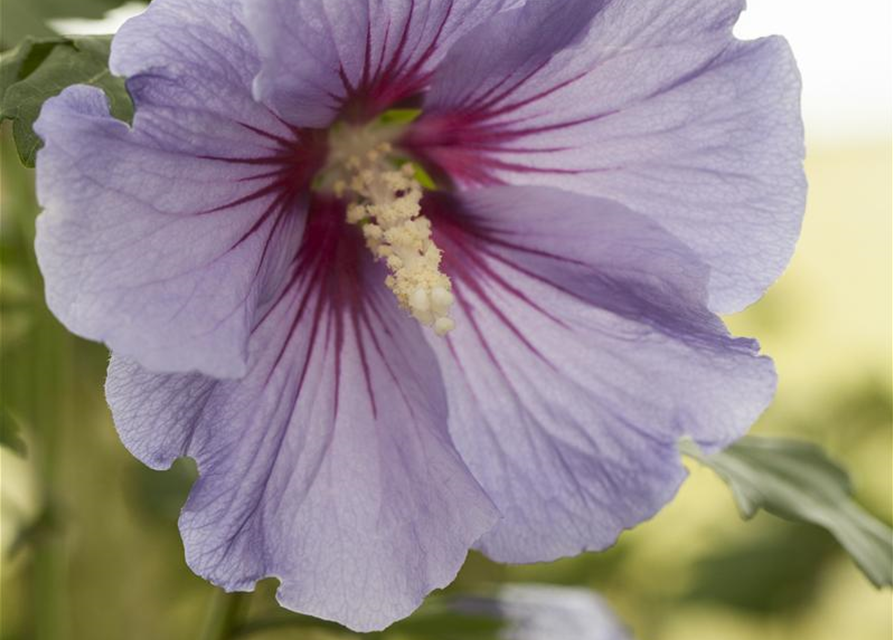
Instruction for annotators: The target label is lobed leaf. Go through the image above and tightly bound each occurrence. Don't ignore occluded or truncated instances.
[682,436,893,588]
[1,35,132,167]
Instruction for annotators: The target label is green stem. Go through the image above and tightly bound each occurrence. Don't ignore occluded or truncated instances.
[32,317,71,640]
[199,590,250,640]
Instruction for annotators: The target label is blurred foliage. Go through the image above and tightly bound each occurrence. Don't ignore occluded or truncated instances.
[684,520,839,614]
[127,457,197,525]
[0,407,27,456]
[0,0,137,49]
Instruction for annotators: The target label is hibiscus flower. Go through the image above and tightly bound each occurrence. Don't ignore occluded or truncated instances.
[33,0,805,631]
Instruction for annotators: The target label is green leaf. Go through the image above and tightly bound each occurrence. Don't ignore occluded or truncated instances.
[1,36,66,93]
[378,108,422,126]
[1,35,132,167]
[0,407,28,456]
[682,436,893,588]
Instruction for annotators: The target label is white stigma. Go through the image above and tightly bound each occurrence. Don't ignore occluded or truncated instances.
[330,133,456,337]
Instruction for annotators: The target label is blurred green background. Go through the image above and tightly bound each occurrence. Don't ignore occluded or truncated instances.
[1,0,891,639]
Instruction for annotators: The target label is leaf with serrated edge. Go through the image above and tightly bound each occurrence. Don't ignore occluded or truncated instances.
[682,436,893,588]
[0,35,132,167]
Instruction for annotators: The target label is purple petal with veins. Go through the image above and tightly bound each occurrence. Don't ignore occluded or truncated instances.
[409,0,806,312]
[106,200,497,631]
[423,186,776,561]
[33,0,805,630]
[245,0,518,127]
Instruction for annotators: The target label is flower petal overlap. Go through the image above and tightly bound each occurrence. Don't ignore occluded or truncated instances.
[34,0,806,631]
[423,186,776,561]
[408,0,805,312]
[106,202,497,630]
[35,85,310,377]
[247,0,517,128]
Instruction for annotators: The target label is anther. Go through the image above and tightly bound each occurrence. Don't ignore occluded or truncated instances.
[431,287,454,315]
[410,288,431,313]
[434,317,456,337]
[332,135,456,336]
